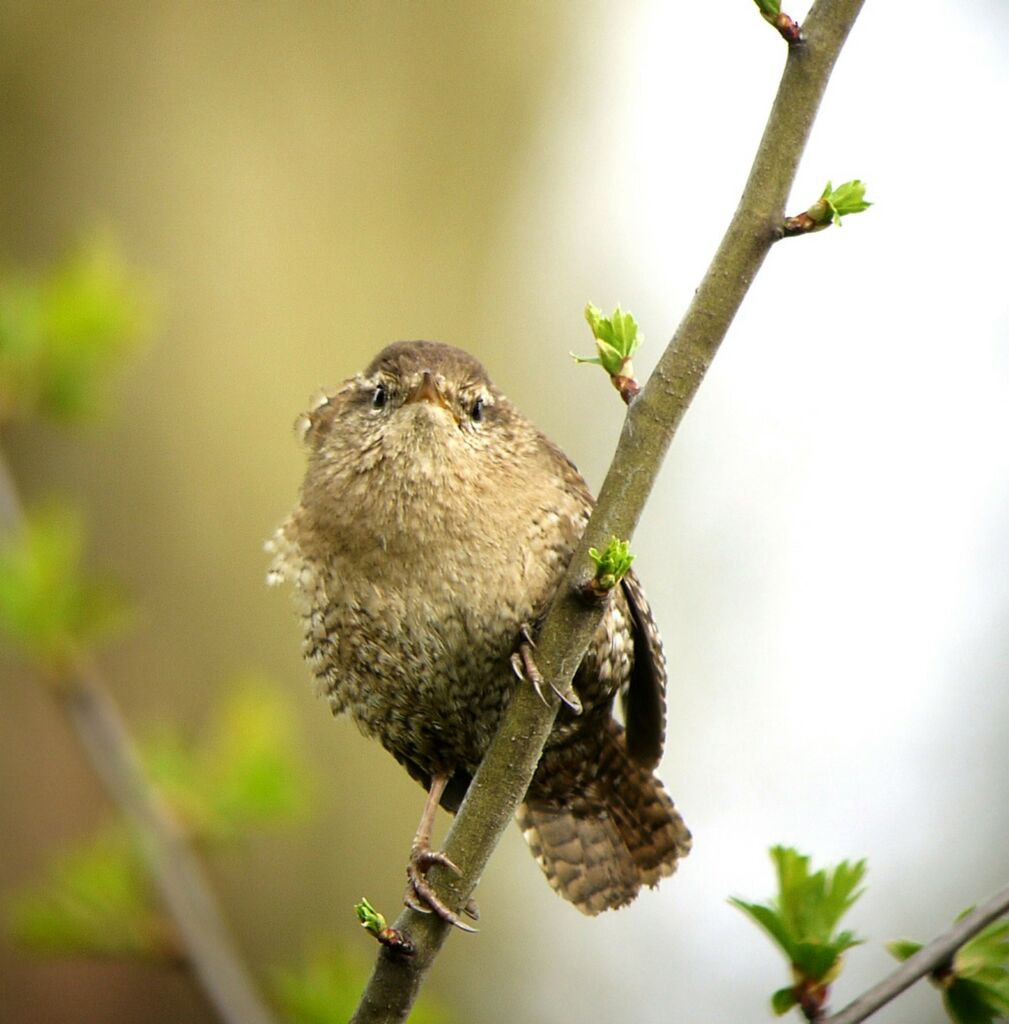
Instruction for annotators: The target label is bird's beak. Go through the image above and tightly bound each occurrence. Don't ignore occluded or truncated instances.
[405,371,452,414]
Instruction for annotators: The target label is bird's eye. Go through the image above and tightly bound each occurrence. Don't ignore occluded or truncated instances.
[470,397,484,422]
[371,384,388,410]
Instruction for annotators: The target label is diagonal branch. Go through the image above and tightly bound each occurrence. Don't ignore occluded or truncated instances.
[820,884,1009,1024]
[350,2,866,1021]
[0,447,280,1024]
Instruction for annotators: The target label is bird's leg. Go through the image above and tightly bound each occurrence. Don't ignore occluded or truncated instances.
[404,774,478,932]
[511,624,582,713]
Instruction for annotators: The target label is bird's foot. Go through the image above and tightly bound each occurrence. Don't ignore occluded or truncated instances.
[511,625,582,713]
[404,845,479,932]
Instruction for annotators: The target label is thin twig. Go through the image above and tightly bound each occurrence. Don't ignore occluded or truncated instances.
[821,884,1009,1024]
[350,2,866,1021]
[0,446,280,1024]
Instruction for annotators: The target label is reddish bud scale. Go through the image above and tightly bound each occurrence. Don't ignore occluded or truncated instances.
[782,212,825,237]
[377,928,416,957]
[795,977,829,1022]
[612,375,641,404]
[775,12,802,43]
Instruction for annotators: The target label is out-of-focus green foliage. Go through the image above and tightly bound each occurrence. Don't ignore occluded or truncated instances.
[730,846,866,1016]
[271,943,451,1024]
[6,828,168,960]
[574,303,641,377]
[144,677,312,842]
[0,235,152,424]
[888,914,1009,1024]
[0,503,127,668]
[6,680,312,958]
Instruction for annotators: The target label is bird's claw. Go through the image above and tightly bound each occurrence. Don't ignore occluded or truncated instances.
[512,634,582,714]
[552,681,583,714]
[512,650,548,704]
[405,846,478,932]
[412,847,461,877]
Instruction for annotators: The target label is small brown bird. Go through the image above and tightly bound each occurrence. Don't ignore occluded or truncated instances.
[267,341,690,925]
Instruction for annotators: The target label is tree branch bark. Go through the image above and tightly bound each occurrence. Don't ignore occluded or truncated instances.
[0,448,280,1024]
[820,883,1009,1024]
[350,2,866,1021]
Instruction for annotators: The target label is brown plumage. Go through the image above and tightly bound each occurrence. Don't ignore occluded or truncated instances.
[267,341,690,919]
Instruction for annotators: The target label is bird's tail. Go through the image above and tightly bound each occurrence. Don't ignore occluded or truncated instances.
[516,720,691,915]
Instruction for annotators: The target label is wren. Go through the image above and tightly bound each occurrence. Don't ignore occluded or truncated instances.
[267,341,690,925]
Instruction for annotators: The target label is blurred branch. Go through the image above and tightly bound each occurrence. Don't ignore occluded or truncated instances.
[350,1,865,1021]
[0,447,280,1024]
[821,884,1009,1024]
[0,446,24,528]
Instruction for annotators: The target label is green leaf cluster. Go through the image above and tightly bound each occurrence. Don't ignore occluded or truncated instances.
[354,896,387,937]
[888,915,1009,1024]
[0,504,127,668]
[588,537,635,591]
[817,180,872,227]
[730,846,866,1015]
[6,828,167,960]
[271,943,451,1024]
[144,678,311,842]
[575,303,641,377]
[0,236,152,424]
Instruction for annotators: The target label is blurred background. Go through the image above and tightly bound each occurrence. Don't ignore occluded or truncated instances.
[2,1,1008,1022]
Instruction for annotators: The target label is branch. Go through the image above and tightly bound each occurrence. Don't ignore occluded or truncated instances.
[820,884,1009,1024]
[0,448,280,1024]
[350,1,865,1021]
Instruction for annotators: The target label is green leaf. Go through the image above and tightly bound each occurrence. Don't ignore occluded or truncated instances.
[944,978,1003,1024]
[823,859,869,929]
[354,897,386,937]
[792,939,848,981]
[144,677,312,842]
[754,0,781,18]
[0,234,152,424]
[729,898,799,963]
[886,938,924,961]
[583,302,607,340]
[271,943,452,1024]
[949,921,1009,1021]
[955,921,1009,979]
[5,828,167,960]
[827,179,872,222]
[768,845,866,946]
[0,503,128,667]
[816,179,872,227]
[771,986,798,1015]
[595,339,625,375]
